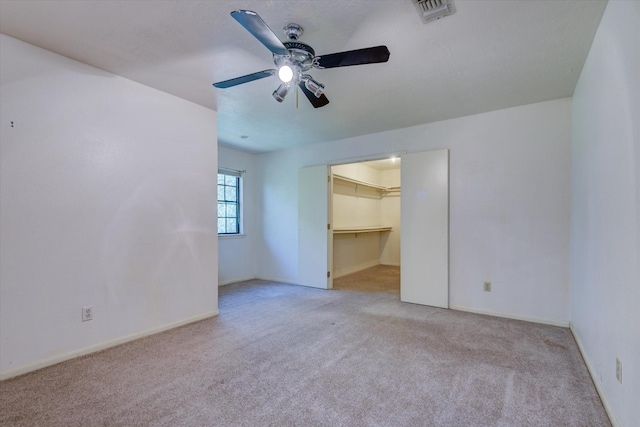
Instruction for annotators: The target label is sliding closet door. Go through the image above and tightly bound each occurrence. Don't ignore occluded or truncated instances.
[298,165,333,289]
[401,149,449,308]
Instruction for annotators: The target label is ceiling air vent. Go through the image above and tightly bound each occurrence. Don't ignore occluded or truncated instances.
[413,0,457,23]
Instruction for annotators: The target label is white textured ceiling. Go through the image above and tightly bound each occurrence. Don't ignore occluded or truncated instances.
[0,0,607,154]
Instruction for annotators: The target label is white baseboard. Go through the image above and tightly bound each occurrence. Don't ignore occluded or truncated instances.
[0,310,219,381]
[220,277,302,287]
[334,260,380,279]
[569,323,620,427]
[218,276,256,286]
[449,305,570,328]
[254,277,301,286]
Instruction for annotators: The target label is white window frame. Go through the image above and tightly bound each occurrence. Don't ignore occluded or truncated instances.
[218,167,243,236]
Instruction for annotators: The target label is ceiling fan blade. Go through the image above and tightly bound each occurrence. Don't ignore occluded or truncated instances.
[231,10,289,56]
[213,69,276,89]
[298,82,330,108]
[314,45,390,69]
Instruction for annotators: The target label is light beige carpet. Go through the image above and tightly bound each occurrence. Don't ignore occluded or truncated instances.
[0,265,610,426]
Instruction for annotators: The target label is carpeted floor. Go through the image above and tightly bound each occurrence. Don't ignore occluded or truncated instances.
[0,265,610,426]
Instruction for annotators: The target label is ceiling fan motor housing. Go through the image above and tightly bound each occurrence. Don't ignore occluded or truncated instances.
[283,23,303,41]
[277,42,315,71]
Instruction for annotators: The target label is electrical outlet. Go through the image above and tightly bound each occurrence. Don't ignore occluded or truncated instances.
[82,306,93,322]
[483,281,491,292]
[616,358,622,383]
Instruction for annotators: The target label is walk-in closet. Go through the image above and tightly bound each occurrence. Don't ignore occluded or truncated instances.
[298,149,449,308]
[331,159,401,279]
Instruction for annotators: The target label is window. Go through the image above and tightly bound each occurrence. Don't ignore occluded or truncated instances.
[218,169,241,235]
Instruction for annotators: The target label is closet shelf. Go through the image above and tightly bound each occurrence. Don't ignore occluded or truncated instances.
[333,226,392,235]
[333,174,399,192]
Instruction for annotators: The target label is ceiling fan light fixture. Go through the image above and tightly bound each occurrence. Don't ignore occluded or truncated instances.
[272,83,291,102]
[413,0,456,23]
[278,65,294,83]
[302,75,325,98]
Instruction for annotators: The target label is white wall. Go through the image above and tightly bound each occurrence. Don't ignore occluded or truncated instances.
[570,1,640,425]
[218,146,258,285]
[257,98,572,325]
[333,233,381,278]
[0,35,219,378]
[333,162,381,185]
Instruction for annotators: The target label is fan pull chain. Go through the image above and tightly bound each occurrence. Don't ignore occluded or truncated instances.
[296,86,299,109]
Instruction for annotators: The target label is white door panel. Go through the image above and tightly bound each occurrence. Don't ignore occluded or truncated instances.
[298,165,332,289]
[401,149,449,307]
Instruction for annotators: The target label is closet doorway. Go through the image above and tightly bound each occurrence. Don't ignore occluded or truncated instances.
[298,149,449,308]
[331,158,401,283]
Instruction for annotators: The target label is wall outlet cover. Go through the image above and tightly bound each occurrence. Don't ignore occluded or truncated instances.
[82,306,93,322]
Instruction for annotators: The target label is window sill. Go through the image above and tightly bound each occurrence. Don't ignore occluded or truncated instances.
[218,234,246,240]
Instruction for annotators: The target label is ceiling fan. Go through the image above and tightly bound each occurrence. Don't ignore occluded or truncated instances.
[212,10,390,108]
